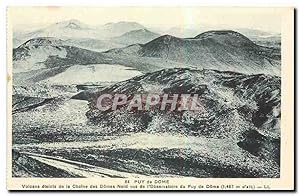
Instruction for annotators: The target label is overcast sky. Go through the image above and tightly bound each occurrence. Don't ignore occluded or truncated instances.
[8,7,287,33]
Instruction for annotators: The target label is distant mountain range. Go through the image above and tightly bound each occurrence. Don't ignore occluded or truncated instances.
[13,19,281,48]
[105,30,281,75]
[12,21,281,86]
[14,20,98,45]
[13,20,148,48]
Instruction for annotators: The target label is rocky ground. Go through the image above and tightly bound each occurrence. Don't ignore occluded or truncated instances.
[12,68,280,178]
